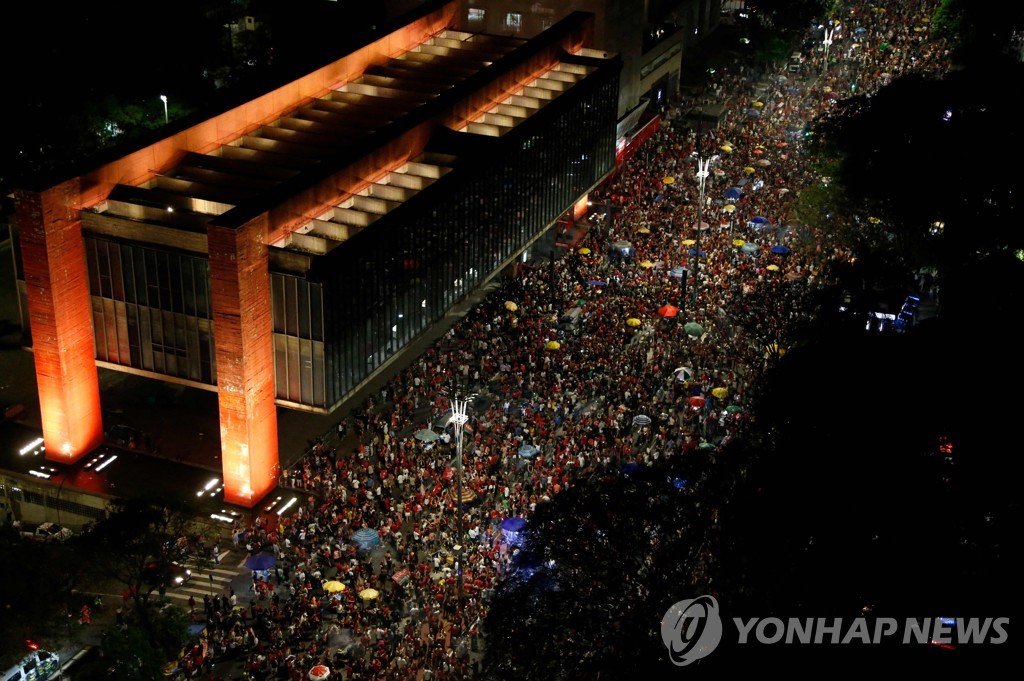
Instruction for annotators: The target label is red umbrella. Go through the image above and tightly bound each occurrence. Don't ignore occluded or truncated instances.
[687,396,706,409]
[658,304,680,318]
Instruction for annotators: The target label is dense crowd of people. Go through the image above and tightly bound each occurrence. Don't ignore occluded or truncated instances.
[172,2,954,678]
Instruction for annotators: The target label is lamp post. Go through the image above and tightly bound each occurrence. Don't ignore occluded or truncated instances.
[822,26,834,78]
[447,389,474,604]
[692,156,710,304]
[160,94,169,124]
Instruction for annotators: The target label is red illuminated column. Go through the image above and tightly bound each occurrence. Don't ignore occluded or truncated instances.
[208,215,280,507]
[14,181,104,462]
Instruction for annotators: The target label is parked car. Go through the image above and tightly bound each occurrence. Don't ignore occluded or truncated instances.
[16,521,73,543]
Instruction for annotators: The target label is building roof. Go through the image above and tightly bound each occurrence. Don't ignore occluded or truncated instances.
[77,10,616,266]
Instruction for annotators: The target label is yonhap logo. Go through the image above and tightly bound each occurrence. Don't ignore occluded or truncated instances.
[660,595,1009,664]
[660,595,723,665]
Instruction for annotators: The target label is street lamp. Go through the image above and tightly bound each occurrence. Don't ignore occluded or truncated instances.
[447,388,475,604]
[822,26,834,77]
[159,94,169,124]
[692,156,710,304]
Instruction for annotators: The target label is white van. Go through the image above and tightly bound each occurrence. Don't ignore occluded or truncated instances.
[3,649,59,681]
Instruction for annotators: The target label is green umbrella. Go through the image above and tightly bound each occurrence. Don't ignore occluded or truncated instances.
[726,405,744,414]
[684,322,704,337]
[698,442,715,450]
[576,299,587,307]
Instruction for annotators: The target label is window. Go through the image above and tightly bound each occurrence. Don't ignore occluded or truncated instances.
[468,8,485,22]
[506,12,522,30]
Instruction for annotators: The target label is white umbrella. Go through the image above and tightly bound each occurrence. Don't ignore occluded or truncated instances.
[414,428,439,443]
[672,367,693,383]
[632,414,652,426]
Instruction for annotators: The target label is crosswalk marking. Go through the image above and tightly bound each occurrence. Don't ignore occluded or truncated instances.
[162,550,245,606]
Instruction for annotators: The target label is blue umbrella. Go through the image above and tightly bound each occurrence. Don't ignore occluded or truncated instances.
[750,216,770,226]
[244,552,276,571]
[621,462,641,475]
[785,87,800,94]
[770,245,790,255]
[654,194,665,203]
[352,528,379,548]
[518,443,539,459]
[854,26,867,34]
[741,242,759,254]
[687,249,707,256]
[724,187,744,200]
[747,108,761,117]
[587,280,607,286]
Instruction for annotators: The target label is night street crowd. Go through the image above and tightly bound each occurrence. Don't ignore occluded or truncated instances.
[170,1,953,678]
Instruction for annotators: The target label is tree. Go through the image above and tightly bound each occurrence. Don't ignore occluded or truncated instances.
[481,450,752,679]
[0,530,85,668]
[83,497,214,648]
[100,606,191,681]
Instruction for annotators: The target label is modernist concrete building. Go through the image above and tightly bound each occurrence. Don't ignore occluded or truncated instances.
[8,0,620,507]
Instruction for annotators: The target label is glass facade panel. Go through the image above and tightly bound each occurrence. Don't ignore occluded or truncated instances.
[84,236,216,384]
[270,272,327,406]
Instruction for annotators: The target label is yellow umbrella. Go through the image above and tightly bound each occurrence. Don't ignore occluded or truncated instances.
[626,318,642,327]
[720,144,733,153]
[766,264,781,272]
[663,176,675,185]
[753,101,764,108]
[578,247,591,255]
[733,239,746,247]
[504,301,518,311]
[743,166,755,174]
[640,260,654,269]
[323,580,346,593]
[682,239,696,246]
[722,204,736,213]
[359,588,380,601]
[637,226,651,234]
[711,387,728,399]
[545,340,561,350]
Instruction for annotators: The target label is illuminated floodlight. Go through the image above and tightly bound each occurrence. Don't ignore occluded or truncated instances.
[95,455,118,472]
[19,438,44,455]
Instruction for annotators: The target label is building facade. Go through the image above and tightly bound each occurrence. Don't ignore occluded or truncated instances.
[9,0,619,507]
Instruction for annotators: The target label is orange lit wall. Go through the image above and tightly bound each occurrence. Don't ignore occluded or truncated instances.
[208,215,279,507]
[14,181,104,462]
[573,195,589,221]
[443,14,593,129]
[265,125,436,243]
